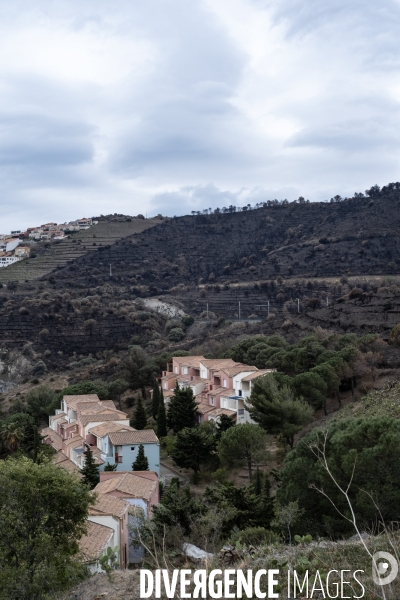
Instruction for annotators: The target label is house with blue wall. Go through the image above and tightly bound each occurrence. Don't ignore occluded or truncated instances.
[87,422,160,476]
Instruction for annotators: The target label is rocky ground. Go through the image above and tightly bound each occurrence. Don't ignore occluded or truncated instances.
[62,570,142,600]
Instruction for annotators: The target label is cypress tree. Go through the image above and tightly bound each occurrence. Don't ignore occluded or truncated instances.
[253,468,262,496]
[157,396,168,438]
[130,397,147,430]
[81,445,100,489]
[132,444,149,471]
[166,382,197,434]
[152,380,160,420]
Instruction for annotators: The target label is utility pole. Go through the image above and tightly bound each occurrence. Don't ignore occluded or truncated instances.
[297,298,300,313]
[238,301,241,321]
[206,303,209,319]
[109,264,112,277]
[326,296,329,307]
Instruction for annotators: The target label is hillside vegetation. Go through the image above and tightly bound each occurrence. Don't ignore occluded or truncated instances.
[0,216,162,283]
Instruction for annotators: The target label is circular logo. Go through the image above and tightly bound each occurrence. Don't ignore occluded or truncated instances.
[372,552,398,586]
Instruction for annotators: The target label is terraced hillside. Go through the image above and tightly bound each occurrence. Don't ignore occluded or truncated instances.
[49,186,400,293]
[0,218,163,283]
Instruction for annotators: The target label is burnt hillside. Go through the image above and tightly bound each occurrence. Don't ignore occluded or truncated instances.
[1,184,400,358]
[50,186,400,292]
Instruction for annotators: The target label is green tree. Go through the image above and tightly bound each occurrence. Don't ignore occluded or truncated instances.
[167,382,197,434]
[0,457,94,600]
[2,413,41,460]
[130,397,147,430]
[277,417,400,538]
[152,379,161,420]
[292,371,327,409]
[152,480,203,537]
[132,444,149,471]
[156,394,168,438]
[60,379,109,400]
[0,421,25,453]
[104,462,118,471]
[25,385,58,425]
[81,445,100,489]
[248,374,314,448]
[216,413,235,440]
[218,424,267,481]
[108,379,129,411]
[123,346,158,399]
[172,427,216,477]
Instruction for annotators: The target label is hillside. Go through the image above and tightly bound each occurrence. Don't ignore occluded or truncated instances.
[1,186,400,360]
[0,216,163,283]
[50,186,400,291]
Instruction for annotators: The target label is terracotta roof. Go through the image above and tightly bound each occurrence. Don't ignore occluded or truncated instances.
[41,427,63,451]
[79,412,128,428]
[89,493,130,519]
[61,421,78,430]
[218,365,258,377]
[108,429,159,445]
[94,473,156,501]
[241,369,276,381]
[161,372,177,380]
[219,388,236,397]
[195,404,216,415]
[207,387,227,396]
[50,412,66,421]
[89,422,135,439]
[200,359,239,368]
[208,408,237,418]
[60,458,81,474]
[79,521,114,562]
[173,356,204,367]
[63,394,100,409]
[53,450,69,465]
[63,435,84,448]
[78,401,117,414]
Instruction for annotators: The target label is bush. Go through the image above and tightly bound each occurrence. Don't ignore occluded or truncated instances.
[182,315,194,327]
[228,527,280,547]
[168,327,185,342]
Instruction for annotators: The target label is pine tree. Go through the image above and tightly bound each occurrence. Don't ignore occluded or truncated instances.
[166,382,197,434]
[81,445,100,489]
[130,397,147,430]
[157,396,168,438]
[152,380,160,420]
[132,444,149,471]
[216,413,235,440]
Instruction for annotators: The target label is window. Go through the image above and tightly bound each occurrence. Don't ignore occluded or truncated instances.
[210,397,214,406]
[164,383,167,389]
[131,446,135,452]
[238,390,242,397]
[223,379,227,387]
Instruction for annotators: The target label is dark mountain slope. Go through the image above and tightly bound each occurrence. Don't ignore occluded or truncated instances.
[51,187,400,291]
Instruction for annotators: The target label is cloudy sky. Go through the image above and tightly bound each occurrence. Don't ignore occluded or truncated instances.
[1,0,400,231]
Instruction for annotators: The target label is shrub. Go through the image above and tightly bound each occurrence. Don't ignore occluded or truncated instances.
[228,527,280,547]
[182,315,194,327]
[168,327,185,342]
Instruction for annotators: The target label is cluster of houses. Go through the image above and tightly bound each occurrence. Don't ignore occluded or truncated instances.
[40,356,273,572]
[161,355,275,424]
[41,393,160,572]
[0,218,96,268]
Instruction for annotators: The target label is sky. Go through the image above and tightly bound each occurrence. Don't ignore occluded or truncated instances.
[1,0,400,232]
